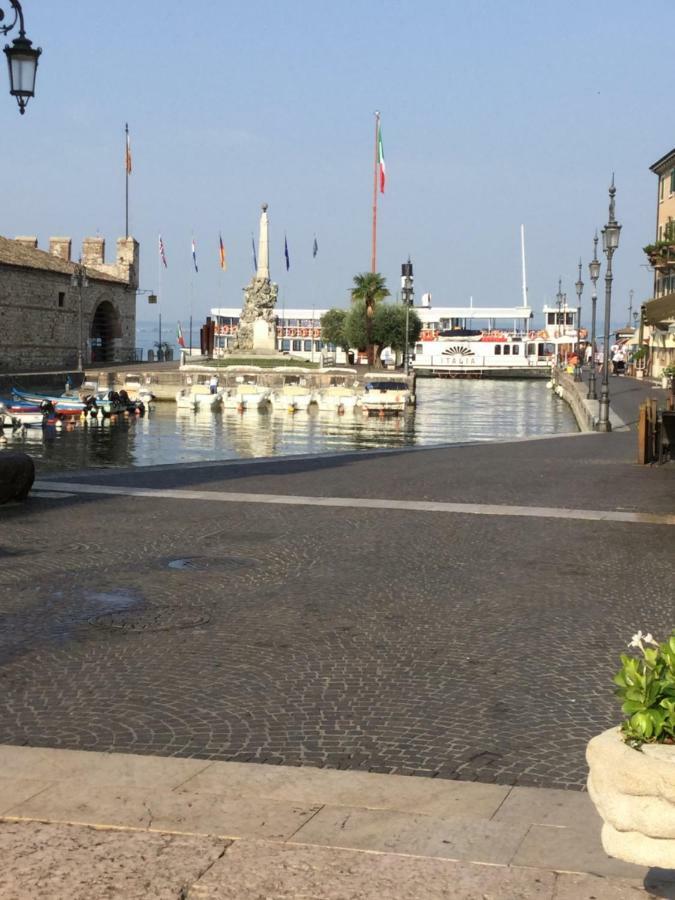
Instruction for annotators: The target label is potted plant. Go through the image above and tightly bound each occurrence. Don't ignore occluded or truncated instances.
[587,630,675,868]
[661,365,675,391]
[631,345,648,379]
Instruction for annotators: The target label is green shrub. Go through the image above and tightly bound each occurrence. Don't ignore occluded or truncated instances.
[614,630,675,746]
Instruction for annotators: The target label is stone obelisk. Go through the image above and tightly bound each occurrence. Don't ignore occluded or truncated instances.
[232,204,278,353]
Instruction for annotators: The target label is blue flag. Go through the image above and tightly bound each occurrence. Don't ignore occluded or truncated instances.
[191,238,198,273]
[251,234,257,272]
[284,235,290,271]
[313,236,318,258]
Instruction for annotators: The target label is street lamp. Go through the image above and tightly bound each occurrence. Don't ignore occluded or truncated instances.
[401,258,414,374]
[71,262,89,372]
[597,176,622,432]
[587,232,601,400]
[574,260,584,382]
[1,2,41,115]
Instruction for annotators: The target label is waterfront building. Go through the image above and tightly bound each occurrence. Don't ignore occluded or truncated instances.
[211,302,539,364]
[643,149,675,377]
[0,234,139,373]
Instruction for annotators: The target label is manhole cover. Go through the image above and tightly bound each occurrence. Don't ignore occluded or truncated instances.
[89,605,210,632]
[167,556,257,571]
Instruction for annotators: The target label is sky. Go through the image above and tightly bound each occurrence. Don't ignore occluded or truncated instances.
[0,0,667,333]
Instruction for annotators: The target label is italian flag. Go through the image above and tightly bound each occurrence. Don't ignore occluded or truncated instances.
[378,120,386,193]
[177,321,185,348]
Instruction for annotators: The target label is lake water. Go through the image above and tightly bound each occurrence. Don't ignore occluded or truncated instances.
[8,380,577,474]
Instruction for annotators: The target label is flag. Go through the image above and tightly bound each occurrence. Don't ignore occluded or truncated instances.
[158,234,168,268]
[191,238,198,273]
[125,124,132,175]
[377,118,385,193]
[177,321,185,349]
[219,233,226,271]
[312,236,318,258]
[251,234,257,272]
[284,234,290,271]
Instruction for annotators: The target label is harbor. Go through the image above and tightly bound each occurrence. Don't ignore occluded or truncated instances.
[1,378,577,473]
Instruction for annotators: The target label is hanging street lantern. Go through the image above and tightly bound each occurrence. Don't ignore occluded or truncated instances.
[1,2,41,114]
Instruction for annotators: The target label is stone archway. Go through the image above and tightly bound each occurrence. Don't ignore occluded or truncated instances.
[90,301,121,363]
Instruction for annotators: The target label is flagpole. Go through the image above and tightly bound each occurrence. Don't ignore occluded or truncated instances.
[125,123,129,239]
[157,236,161,354]
[371,111,380,274]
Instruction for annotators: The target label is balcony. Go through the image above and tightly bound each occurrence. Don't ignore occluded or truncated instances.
[644,240,675,270]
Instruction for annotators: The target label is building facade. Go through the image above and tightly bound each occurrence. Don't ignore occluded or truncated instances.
[644,150,675,376]
[0,234,139,373]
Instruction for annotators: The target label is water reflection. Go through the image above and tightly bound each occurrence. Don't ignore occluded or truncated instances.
[14,380,576,474]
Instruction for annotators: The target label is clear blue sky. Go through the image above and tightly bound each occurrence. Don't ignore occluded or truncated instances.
[0,0,666,331]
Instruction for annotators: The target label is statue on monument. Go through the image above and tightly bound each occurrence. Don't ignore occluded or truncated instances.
[232,203,278,353]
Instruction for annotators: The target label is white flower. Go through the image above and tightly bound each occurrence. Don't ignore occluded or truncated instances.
[628,630,658,650]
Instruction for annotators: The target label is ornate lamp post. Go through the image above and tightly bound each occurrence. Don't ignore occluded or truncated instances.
[1,2,41,114]
[71,262,89,372]
[587,232,601,400]
[554,278,564,363]
[574,260,584,382]
[401,258,414,374]
[597,177,622,432]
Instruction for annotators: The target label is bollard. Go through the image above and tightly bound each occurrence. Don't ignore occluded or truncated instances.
[0,451,35,503]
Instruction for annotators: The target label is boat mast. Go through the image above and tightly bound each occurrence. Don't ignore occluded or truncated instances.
[520,224,528,334]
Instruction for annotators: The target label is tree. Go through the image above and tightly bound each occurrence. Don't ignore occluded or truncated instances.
[344,300,368,352]
[320,308,350,356]
[373,305,422,356]
[351,272,390,364]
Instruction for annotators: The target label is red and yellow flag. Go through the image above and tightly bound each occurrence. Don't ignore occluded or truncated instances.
[219,234,226,271]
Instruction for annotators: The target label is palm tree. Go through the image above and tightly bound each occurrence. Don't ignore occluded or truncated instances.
[351,272,390,365]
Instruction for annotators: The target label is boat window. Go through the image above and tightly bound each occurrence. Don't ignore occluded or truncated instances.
[415,344,423,353]
[494,345,501,355]
[315,341,323,351]
[503,345,511,355]
[304,340,312,352]
[281,339,290,351]
[512,345,519,355]
[292,340,302,351]
[527,343,536,356]
[365,381,408,391]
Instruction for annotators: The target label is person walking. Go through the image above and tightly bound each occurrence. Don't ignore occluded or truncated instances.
[209,374,219,395]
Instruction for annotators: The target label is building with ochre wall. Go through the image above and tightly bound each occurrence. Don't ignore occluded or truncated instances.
[0,234,138,373]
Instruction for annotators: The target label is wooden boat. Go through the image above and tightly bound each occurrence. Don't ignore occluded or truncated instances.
[11,388,93,417]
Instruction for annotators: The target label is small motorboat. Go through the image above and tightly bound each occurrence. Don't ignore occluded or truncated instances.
[94,390,144,418]
[360,376,412,415]
[11,388,94,418]
[176,387,199,410]
[269,374,315,413]
[314,370,361,413]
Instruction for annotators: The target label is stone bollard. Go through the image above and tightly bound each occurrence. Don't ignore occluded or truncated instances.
[0,452,35,504]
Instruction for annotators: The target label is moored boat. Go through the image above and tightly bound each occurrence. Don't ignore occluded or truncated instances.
[314,369,361,413]
[360,376,412,415]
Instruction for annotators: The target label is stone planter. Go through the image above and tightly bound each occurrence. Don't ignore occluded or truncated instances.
[587,727,675,868]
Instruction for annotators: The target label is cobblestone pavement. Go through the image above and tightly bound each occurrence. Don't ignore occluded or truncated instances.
[1,432,674,790]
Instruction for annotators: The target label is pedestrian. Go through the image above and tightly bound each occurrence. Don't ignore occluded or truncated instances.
[585,344,593,365]
[209,374,219,395]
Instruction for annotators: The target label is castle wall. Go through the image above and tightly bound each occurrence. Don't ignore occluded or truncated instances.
[0,266,135,372]
[0,236,138,373]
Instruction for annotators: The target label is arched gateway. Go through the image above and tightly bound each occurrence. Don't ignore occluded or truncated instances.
[90,300,122,363]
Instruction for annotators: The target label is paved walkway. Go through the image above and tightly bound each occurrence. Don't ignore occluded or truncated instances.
[0,744,671,898]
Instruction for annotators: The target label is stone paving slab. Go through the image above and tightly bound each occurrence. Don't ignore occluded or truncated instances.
[0,820,655,900]
[0,820,229,900]
[176,755,510,819]
[0,745,652,883]
[290,803,530,865]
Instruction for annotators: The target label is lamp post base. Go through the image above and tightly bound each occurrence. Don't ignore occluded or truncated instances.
[595,419,612,433]
[574,365,582,383]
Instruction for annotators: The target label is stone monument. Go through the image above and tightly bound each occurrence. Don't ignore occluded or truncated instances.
[232,204,278,353]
